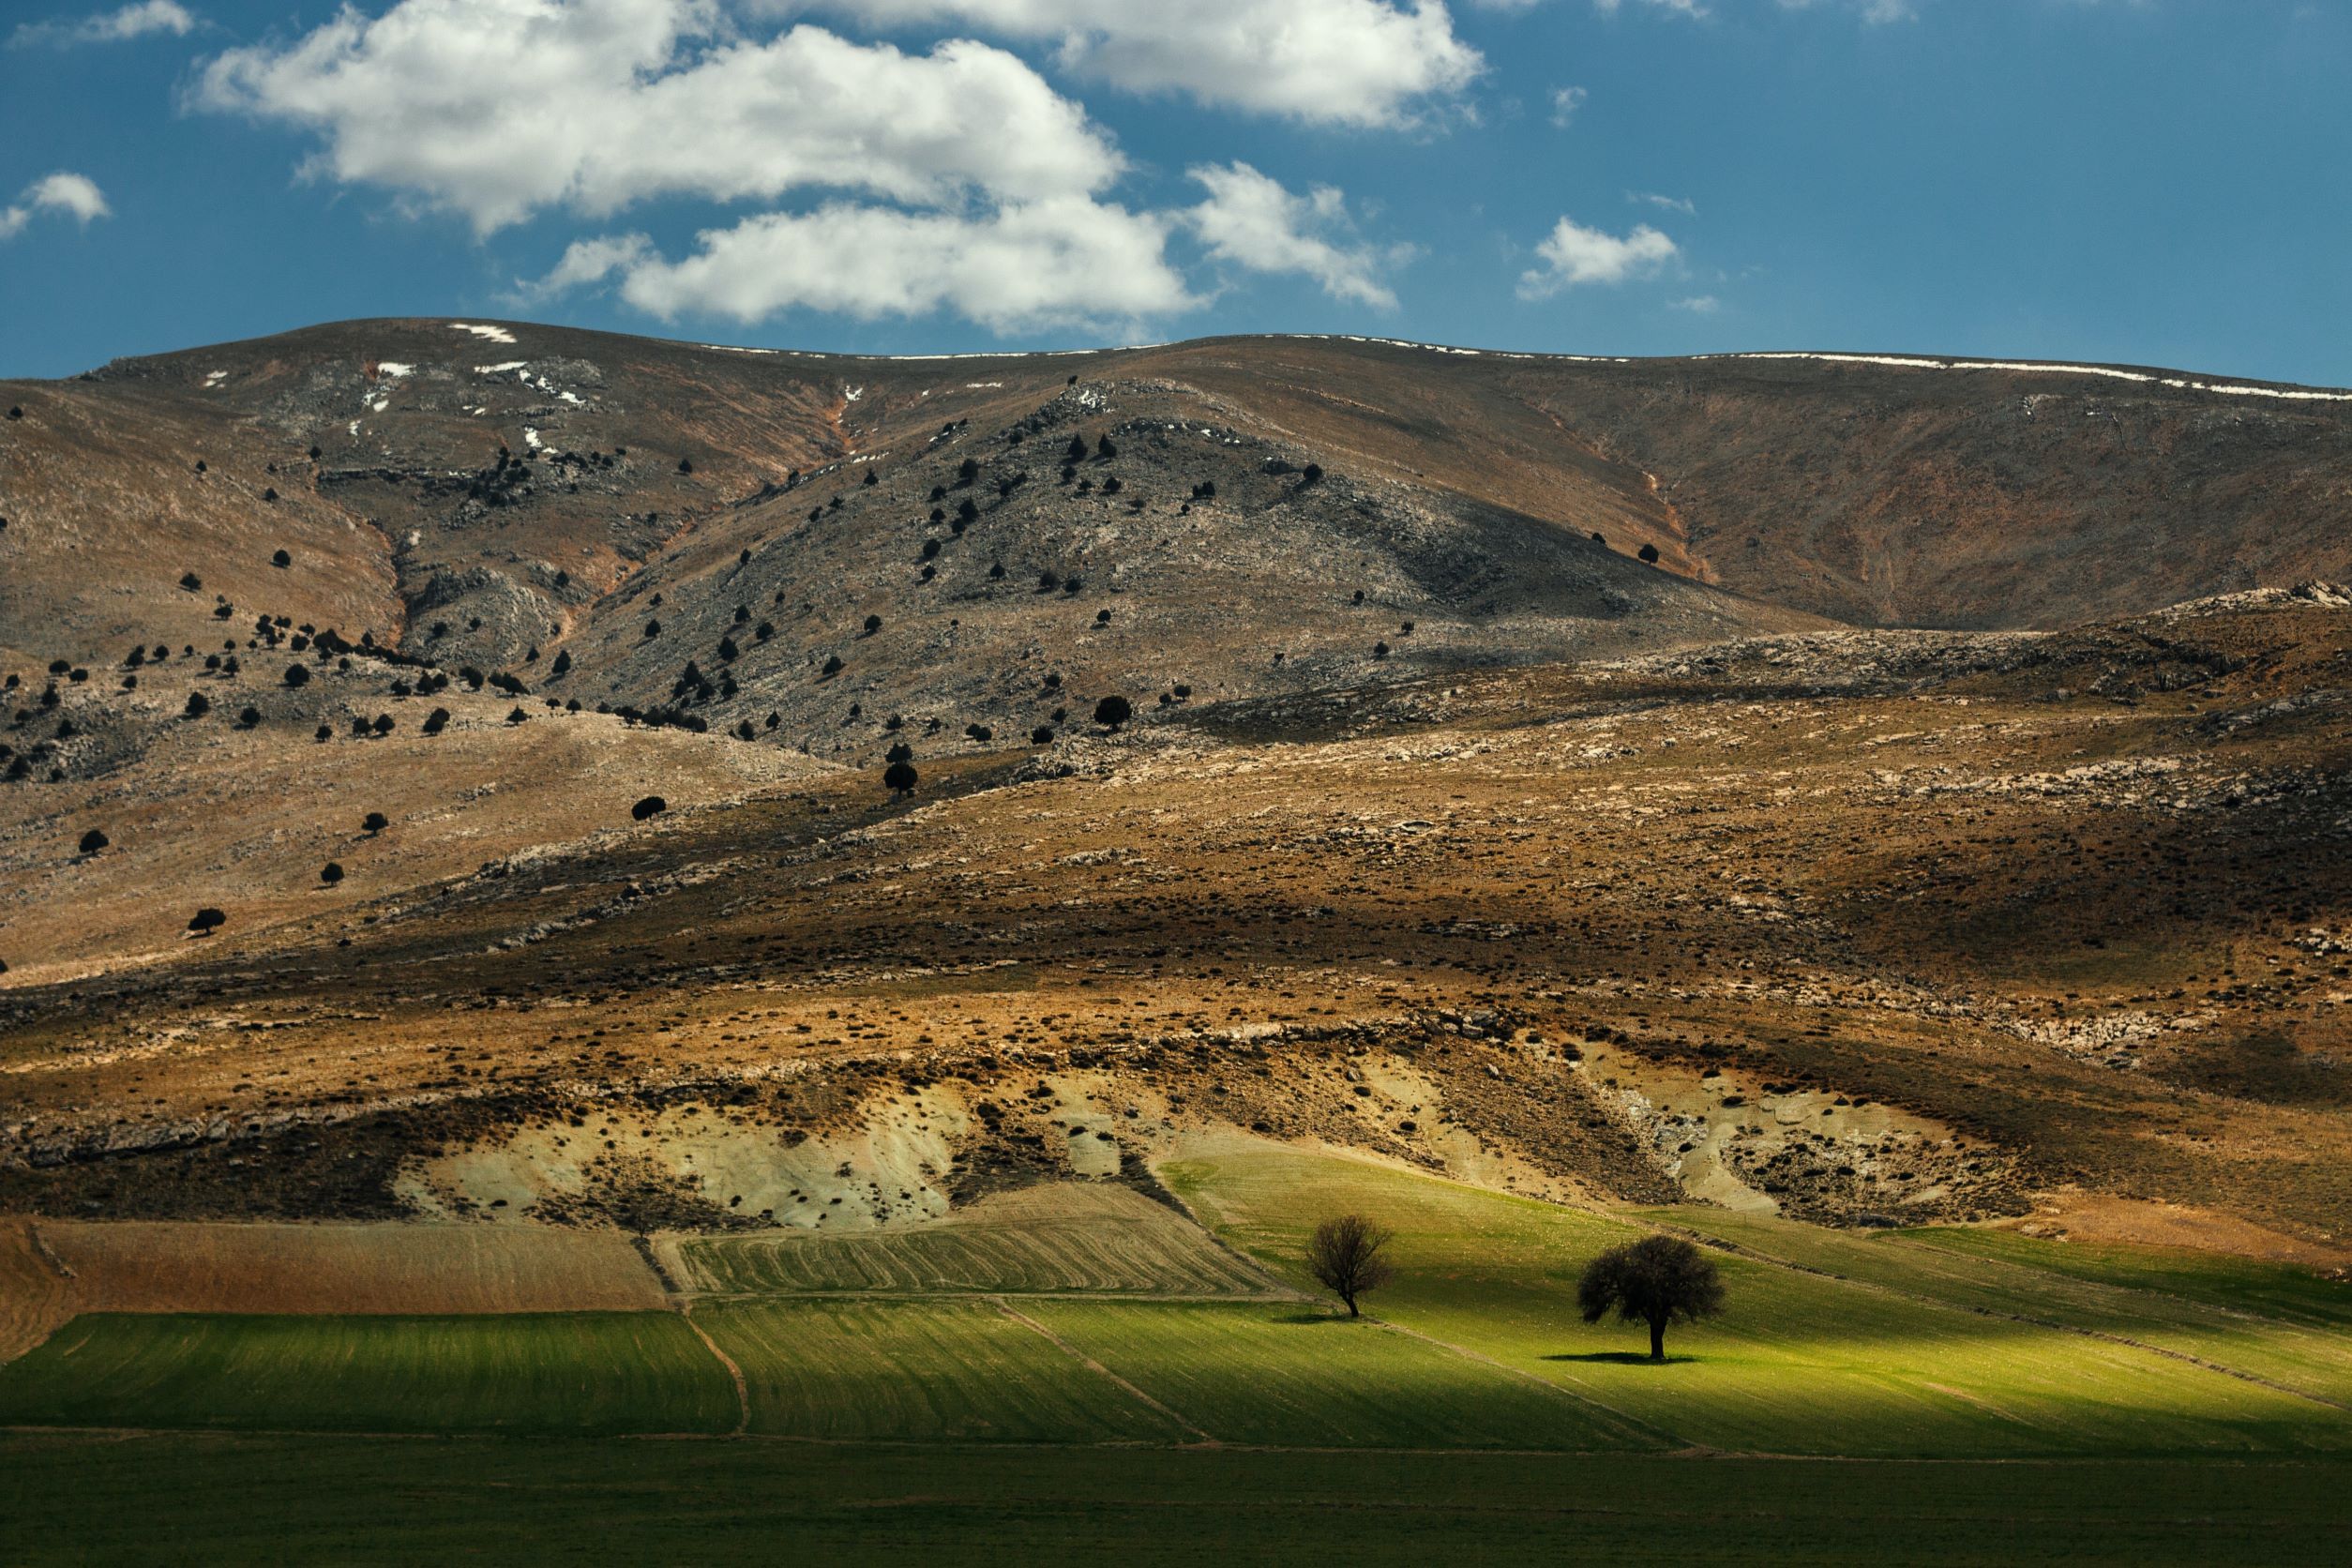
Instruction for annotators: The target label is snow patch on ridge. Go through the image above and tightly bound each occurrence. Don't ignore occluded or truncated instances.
[1717,353,2352,404]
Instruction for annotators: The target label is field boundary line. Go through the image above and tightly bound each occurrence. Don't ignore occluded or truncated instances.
[24,1223,75,1281]
[993,1298,1219,1445]
[1365,1315,1694,1451]
[1648,1219,2352,1415]
[679,1305,749,1437]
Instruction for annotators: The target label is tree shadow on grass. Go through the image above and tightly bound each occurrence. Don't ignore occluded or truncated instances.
[1272,1312,1353,1325]
[1545,1351,1696,1365]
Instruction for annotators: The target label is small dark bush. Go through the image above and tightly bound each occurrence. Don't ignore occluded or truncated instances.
[631,795,667,822]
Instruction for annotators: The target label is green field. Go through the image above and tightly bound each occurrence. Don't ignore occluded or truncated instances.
[1162,1146,2352,1457]
[6,1433,2345,1566]
[6,1144,2350,1559]
[681,1184,1278,1297]
[0,1311,735,1435]
[698,1298,1185,1440]
[1024,1297,1658,1448]
[1640,1206,2352,1408]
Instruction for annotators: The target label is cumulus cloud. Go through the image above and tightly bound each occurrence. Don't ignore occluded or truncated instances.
[1184,162,1399,309]
[1516,215,1678,297]
[766,0,1484,127]
[192,1,1123,234]
[1549,84,1587,128]
[542,197,1194,332]
[0,172,112,240]
[10,0,195,47]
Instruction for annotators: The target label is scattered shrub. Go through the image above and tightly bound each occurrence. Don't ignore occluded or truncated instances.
[631,795,666,822]
[883,760,919,794]
[321,862,344,885]
[1093,695,1133,732]
[284,663,309,688]
[78,828,108,855]
[188,908,226,936]
[362,811,388,834]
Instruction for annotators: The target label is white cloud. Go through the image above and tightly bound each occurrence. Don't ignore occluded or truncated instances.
[193,1,1123,234]
[10,0,195,47]
[1779,0,1917,21]
[1184,162,1399,309]
[1629,190,1696,215]
[765,0,1484,127]
[518,233,656,299]
[1672,294,1721,313]
[1600,0,1919,19]
[1549,84,1587,128]
[0,172,112,240]
[564,197,1195,332]
[1516,215,1678,297]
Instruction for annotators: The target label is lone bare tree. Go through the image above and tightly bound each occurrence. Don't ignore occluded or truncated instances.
[1576,1234,1726,1362]
[1305,1214,1396,1318]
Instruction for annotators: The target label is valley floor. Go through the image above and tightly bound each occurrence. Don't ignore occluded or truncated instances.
[4,1144,2346,1560]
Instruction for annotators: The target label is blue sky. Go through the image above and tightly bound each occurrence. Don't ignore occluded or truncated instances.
[2,0,2345,384]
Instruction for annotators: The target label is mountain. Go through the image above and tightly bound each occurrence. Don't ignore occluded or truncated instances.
[2,321,2348,1258]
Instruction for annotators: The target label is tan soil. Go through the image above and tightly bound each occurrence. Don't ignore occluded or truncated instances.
[36,1218,667,1313]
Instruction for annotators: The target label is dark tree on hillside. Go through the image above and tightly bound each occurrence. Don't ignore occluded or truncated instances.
[284,663,309,688]
[78,828,109,855]
[321,862,344,885]
[188,908,226,936]
[1066,433,1089,460]
[272,549,292,567]
[1093,694,1133,732]
[422,707,450,735]
[1576,1235,1726,1363]
[864,614,882,636]
[362,811,388,835]
[1638,542,1661,564]
[1305,1214,1395,1318]
[883,760,918,794]
[551,650,572,676]
[184,691,210,718]
[631,795,667,822]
